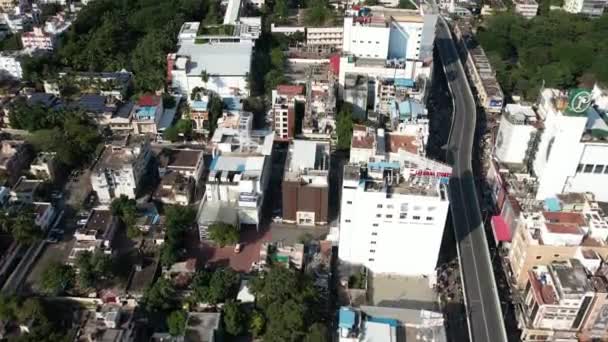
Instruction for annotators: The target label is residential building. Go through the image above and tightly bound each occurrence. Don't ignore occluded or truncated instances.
[282,140,330,226]
[131,94,163,135]
[301,79,337,139]
[197,113,273,234]
[29,152,57,180]
[25,92,63,110]
[108,101,134,132]
[306,27,343,49]
[33,202,56,230]
[21,27,55,51]
[0,0,15,11]
[494,103,540,166]
[0,53,23,80]
[518,260,594,340]
[339,127,451,276]
[453,21,504,113]
[563,0,608,16]
[9,176,41,203]
[270,84,305,141]
[513,0,539,18]
[169,22,253,100]
[374,78,424,114]
[0,140,32,181]
[157,147,205,183]
[43,12,71,35]
[71,209,118,260]
[156,172,193,206]
[344,74,369,120]
[530,89,608,201]
[579,265,608,341]
[45,71,133,101]
[338,306,446,342]
[507,192,608,288]
[70,94,116,126]
[338,10,438,96]
[91,136,152,204]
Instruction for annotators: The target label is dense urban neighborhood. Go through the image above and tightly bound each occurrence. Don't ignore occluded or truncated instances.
[0,0,607,341]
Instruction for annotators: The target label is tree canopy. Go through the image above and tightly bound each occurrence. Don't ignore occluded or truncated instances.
[160,205,196,267]
[0,207,43,244]
[141,277,178,313]
[223,300,245,336]
[167,310,187,337]
[249,266,324,341]
[38,0,209,92]
[75,250,112,290]
[208,222,239,247]
[336,103,354,150]
[40,262,76,295]
[191,267,240,305]
[477,12,608,100]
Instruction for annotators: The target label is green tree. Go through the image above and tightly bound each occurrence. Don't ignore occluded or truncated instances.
[75,251,112,289]
[203,1,221,25]
[40,262,75,295]
[208,222,239,247]
[192,268,240,304]
[141,278,177,313]
[160,205,196,267]
[223,300,245,336]
[270,48,285,69]
[336,103,354,150]
[274,0,289,22]
[207,94,223,136]
[304,323,329,342]
[264,70,286,94]
[398,0,417,8]
[111,195,137,229]
[249,309,266,337]
[0,295,18,321]
[167,310,187,336]
[304,0,333,26]
[11,212,43,244]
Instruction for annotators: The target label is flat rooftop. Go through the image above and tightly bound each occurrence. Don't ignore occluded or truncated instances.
[77,209,114,239]
[185,312,221,342]
[176,40,252,77]
[158,148,203,169]
[284,140,330,183]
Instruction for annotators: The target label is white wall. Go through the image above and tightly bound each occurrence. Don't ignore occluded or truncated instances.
[338,183,449,276]
[494,116,536,165]
[342,17,390,59]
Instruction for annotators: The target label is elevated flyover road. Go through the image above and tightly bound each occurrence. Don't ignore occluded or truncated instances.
[436,18,508,342]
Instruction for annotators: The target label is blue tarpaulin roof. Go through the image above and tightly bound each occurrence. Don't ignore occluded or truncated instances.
[394,78,415,88]
[339,308,356,329]
[545,198,561,212]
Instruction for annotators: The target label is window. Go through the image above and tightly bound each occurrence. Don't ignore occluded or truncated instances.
[376,214,381,218]
[426,216,434,221]
[400,213,407,219]
[554,254,560,257]
[347,201,352,204]
[401,203,409,211]
[595,165,605,173]
[413,206,422,211]
[386,214,393,219]
[368,258,375,262]
[536,256,542,260]
[413,216,421,220]
[376,41,380,44]
[370,241,377,244]
[372,223,379,227]
[584,164,594,173]
[368,41,372,43]
[369,249,376,253]
[371,232,378,236]
[387,204,394,209]
[345,219,351,223]
[577,164,583,172]
[428,206,436,211]
[360,40,364,43]
[352,40,356,43]
[377,204,383,208]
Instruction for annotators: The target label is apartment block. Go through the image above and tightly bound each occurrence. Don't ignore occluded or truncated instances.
[91,136,152,204]
[513,0,539,18]
[282,140,330,226]
[270,85,305,141]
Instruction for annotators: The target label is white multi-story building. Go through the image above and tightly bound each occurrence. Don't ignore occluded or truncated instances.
[91,137,152,204]
[339,10,437,100]
[563,0,608,16]
[169,22,253,100]
[521,259,594,332]
[531,89,608,201]
[197,113,274,234]
[339,126,451,276]
[494,103,539,166]
[21,27,55,51]
[270,85,306,141]
[513,0,539,18]
[0,53,23,80]
[306,27,343,49]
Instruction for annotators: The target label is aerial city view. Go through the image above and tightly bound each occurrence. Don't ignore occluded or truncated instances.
[0,0,608,341]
